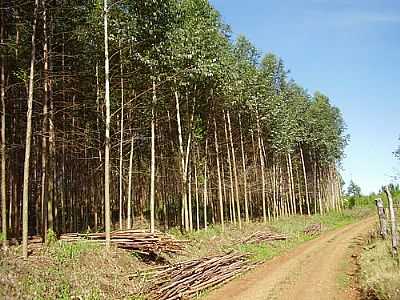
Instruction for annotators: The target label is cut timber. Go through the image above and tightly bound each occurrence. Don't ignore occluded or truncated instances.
[241,231,288,244]
[304,223,322,236]
[139,252,253,300]
[60,230,187,256]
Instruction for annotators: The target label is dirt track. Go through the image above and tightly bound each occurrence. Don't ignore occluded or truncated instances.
[206,217,375,300]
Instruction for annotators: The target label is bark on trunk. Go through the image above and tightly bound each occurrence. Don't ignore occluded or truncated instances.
[104,0,111,247]
[22,0,39,258]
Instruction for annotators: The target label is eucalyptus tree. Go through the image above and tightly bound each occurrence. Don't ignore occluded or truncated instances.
[22,0,39,259]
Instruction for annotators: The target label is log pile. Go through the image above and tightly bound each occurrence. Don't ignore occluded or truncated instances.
[138,252,253,300]
[241,231,288,244]
[304,223,322,236]
[60,230,187,255]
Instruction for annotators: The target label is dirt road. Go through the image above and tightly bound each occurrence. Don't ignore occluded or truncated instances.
[206,217,375,300]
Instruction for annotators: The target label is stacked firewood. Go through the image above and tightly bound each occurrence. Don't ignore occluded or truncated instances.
[60,230,187,255]
[138,252,253,300]
[241,231,288,244]
[303,223,322,236]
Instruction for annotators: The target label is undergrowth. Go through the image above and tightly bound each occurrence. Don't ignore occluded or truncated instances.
[0,208,371,299]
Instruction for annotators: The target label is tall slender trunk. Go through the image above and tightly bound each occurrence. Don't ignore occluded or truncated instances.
[174,89,189,231]
[227,111,241,229]
[188,163,193,231]
[203,139,208,230]
[272,159,277,218]
[127,136,134,229]
[213,118,224,231]
[261,137,271,221]
[103,0,111,247]
[238,114,249,223]
[0,14,7,248]
[195,146,200,230]
[223,113,235,224]
[256,114,267,223]
[300,146,310,215]
[22,0,39,258]
[40,0,49,240]
[119,43,124,230]
[150,80,156,233]
[288,152,296,215]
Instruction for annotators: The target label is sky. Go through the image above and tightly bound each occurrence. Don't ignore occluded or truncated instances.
[210,0,400,194]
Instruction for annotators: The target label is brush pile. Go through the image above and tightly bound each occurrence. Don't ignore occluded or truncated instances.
[241,231,288,244]
[138,252,253,300]
[60,230,187,256]
[304,223,322,236]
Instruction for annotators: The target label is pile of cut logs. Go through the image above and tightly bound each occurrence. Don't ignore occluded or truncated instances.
[303,223,322,236]
[241,231,288,244]
[137,252,253,300]
[60,230,187,255]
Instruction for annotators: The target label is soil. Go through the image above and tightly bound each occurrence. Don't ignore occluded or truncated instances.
[205,217,375,300]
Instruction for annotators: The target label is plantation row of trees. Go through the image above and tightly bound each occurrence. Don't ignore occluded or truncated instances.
[0,0,348,256]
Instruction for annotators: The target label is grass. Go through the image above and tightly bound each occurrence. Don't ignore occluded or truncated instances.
[169,207,372,264]
[0,237,145,299]
[0,207,371,299]
[359,238,400,300]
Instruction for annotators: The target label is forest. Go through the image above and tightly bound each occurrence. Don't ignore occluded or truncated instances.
[0,0,348,258]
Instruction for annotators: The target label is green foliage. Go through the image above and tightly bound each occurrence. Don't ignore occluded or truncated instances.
[49,241,99,264]
[347,180,362,198]
[46,229,58,246]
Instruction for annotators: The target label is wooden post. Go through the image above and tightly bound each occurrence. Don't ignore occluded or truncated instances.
[384,187,398,257]
[375,198,387,239]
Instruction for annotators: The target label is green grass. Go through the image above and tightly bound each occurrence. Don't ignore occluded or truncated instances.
[359,238,400,300]
[1,208,371,300]
[170,207,372,264]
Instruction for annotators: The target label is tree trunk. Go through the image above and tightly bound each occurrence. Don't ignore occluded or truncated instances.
[300,146,310,216]
[288,152,296,215]
[22,0,39,258]
[188,163,193,231]
[213,118,224,231]
[103,0,111,247]
[238,114,249,223]
[227,111,241,229]
[195,147,200,231]
[0,15,7,248]
[223,112,235,224]
[203,139,208,230]
[119,42,124,230]
[127,136,134,229]
[256,115,267,223]
[150,80,156,233]
[174,89,189,232]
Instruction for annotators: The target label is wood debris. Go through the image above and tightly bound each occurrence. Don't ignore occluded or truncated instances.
[137,252,253,300]
[304,223,322,236]
[241,231,288,244]
[60,230,187,256]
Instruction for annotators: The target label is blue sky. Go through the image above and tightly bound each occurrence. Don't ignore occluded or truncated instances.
[210,0,400,194]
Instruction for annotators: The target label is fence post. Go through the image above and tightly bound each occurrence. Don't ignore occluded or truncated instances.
[384,187,398,257]
[375,198,388,239]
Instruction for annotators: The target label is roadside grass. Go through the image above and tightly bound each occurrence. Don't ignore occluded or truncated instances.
[0,238,145,299]
[359,233,400,299]
[170,207,372,263]
[0,207,371,299]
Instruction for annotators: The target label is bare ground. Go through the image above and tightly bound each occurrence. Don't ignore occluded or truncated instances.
[206,216,375,300]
